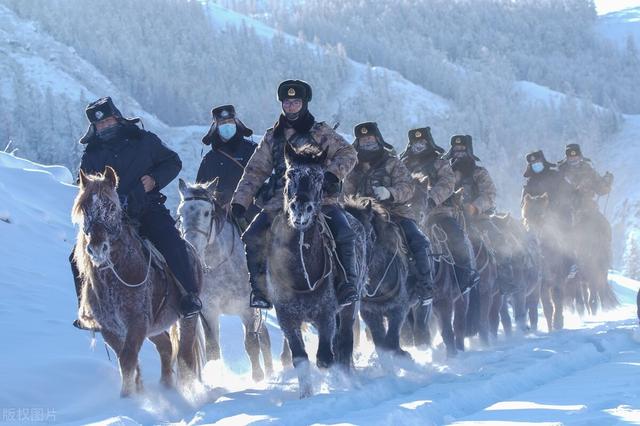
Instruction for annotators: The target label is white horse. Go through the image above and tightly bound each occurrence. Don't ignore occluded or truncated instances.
[177,178,273,381]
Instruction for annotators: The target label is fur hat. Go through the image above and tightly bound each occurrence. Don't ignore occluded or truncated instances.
[353,122,395,152]
[445,134,480,161]
[277,80,312,102]
[406,127,444,154]
[524,150,555,177]
[202,104,253,146]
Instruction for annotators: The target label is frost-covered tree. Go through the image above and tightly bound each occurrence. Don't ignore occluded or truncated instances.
[623,231,640,280]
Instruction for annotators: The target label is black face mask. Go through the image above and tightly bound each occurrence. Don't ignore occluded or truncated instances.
[452,156,476,175]
[358,148,383,164]
[283,102,308,122]
[96,122,124,142]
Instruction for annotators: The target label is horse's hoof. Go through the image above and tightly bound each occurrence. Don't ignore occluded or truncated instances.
[160,377,174,389]
[316,357,334,369]
[394,349,413,360]
[252,369,265,382]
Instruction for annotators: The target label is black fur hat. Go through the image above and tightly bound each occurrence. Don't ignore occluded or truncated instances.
[353,121,395,152]
[202,104,253,146]
[565,143,582,157]
[406,127,444,154]
[524,150,555,177]
[80,97,141,144]
[445,134,480,161]
[277,80,312,102]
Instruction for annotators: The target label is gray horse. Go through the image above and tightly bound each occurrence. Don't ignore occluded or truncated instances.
[266,143,367,398]
[72,167,205,397]
[177,178,273,381]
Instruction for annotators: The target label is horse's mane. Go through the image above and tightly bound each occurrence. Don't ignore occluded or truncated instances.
[343,196,405,253]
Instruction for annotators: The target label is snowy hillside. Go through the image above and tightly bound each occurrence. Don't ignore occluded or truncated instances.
[597,7,640,48]
[1,152,639,425]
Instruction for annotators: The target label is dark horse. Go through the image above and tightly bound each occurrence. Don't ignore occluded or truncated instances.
[491,213,542,335]
[266,143,367,398]
[72,167,205,397]
[405,187,469,357]
[345,197,418,359]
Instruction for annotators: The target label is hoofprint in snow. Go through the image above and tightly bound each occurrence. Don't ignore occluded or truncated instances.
[0,151,638,425]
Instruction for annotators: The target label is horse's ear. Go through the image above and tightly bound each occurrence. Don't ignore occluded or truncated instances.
[79,169,89,189]
[365,199,372,213]
[178,178,188,196]
[205,177,219,194]
[103,166,118,188]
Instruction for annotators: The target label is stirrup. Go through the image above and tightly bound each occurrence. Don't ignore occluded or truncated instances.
[250,291,273,309]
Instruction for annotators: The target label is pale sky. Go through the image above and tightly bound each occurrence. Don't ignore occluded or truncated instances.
[595,0,640,15]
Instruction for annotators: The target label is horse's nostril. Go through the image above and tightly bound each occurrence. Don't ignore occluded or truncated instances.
[102,242,108,252]
[306,205,313,213]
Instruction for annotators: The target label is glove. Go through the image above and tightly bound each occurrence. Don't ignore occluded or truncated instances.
[322,172,341,195]
[231,203,246,220]
[373,186,391,201]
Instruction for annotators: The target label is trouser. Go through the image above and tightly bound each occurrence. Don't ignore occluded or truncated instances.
[394,216,433,288]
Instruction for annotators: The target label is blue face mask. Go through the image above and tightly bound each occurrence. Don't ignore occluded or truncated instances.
[217,123,237,141]
[531,162,544,174]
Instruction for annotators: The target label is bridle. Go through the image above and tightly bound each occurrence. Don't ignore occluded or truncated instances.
[179,195,223,244]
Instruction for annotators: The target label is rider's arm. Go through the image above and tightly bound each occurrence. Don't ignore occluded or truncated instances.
[322,127,358,181]
[430,160,456,206]
[387,158,414,203]
[147,132,182,191]
[232,132,274,209]
[472,167,497,213]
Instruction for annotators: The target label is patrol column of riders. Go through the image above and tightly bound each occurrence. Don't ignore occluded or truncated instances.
[343,122,435,303]
[231,80,360,309]
[70,97,202,329]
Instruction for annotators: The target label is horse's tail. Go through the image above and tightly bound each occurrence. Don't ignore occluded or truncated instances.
[600,278,619,311]
[169,316,207,382]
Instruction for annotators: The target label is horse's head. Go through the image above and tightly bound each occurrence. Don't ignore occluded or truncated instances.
[522,193,549,230]
[177,178,220,253]
[72,166,122,266]
[283,142,327,231]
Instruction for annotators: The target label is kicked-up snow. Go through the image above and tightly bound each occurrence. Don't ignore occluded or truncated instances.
[0,152,638,425]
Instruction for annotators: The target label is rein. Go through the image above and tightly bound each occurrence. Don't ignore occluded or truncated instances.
[99,238,153,288]
[298,213,335,293]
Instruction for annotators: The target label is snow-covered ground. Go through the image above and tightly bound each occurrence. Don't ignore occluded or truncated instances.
[1,152,639,425]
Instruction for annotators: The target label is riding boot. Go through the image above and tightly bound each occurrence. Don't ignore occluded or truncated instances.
[242,210,273,309]
[323,205,359,307]
[397,217,434,304]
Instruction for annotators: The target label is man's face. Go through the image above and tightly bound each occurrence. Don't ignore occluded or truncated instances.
[95,116,119,131]
[282,98,303,115]
[410,140,428,154]
[357,135,380,151]
[452,145,468,159]
[566,151,582,165]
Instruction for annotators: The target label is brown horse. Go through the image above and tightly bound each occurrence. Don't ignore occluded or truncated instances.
[72,167,205,397]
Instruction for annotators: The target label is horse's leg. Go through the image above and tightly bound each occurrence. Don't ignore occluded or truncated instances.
[360,308,387,353]
[400,308,415,347]
[315,312,336,369]
[453,295,467,352]
[385,307,411,358]
[116,327,146,397]
[203,311,221,362]
[413,304,432,347]
[552,283,564,330]
[279,313,312,398]
[541,283,554,332]
[335,304,356,371]
[488,293,502,339]
[241,311,265,382]
[527,287,540,332]
[176,316,199,382]
[500,298,513,337]
[281,338,293,369]
[258,322,274,376]
[513,290,528,332]
[149,332,174,388]
[352,311,361,350]
[478,289,493,346]
[436,299,457,358]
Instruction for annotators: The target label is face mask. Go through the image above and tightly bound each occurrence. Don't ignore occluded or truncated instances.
[358,148,382,163]
[452,156,475,174]
[411,141,428,154]
[531,162,544,174]
[96,123,123,141]
[217,123,237,141]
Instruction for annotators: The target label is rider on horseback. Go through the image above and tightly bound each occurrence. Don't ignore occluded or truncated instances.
[401,127,479,294]
[343,122,435,303]
[196,104,257,212]
[231,80,360,309]
[70,97,202,328]
[521,150,573,222]
[445,135,512,283]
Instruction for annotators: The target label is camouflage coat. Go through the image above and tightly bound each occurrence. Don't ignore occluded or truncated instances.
[558,160,612,211]
[343,152,415,219]
[232,121,357,211]
[456,166,497,216]
[403,152,457,218]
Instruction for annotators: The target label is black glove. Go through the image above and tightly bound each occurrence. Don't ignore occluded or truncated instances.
[231,203,246,220]
[322,172,341,195]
